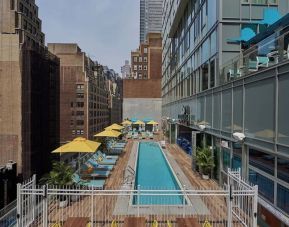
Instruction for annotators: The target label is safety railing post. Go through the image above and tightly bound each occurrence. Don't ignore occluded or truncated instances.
[137,185,140,217]
[227,184,233,227]
[182,185,186,218]
[16,183,21,227]
[253,185,258,227]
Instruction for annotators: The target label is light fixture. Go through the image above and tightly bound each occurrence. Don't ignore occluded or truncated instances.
[198,124,206,131]
[233,132,246,141]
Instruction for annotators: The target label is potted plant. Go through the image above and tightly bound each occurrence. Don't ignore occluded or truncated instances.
[196,147,215,180]
[40,161,74,207]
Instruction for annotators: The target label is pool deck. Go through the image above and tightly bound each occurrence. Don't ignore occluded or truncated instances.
[46,134,233,226]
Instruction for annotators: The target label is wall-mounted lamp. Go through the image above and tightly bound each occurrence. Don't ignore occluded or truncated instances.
[233,132,246,142]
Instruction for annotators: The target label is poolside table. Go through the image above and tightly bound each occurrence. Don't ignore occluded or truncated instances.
[176,217,201,227]
[63,217,89,227]
[124,217,146,227]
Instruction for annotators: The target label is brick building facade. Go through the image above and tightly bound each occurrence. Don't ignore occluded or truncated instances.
[0,0,60,179]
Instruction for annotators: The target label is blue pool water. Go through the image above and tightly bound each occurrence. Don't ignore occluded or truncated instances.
[133,142,184,205]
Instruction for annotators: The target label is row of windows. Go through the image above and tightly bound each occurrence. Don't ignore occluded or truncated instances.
[71,102,84,108]
[72,130,84,135]
[133,65,148,71]
[242,0,277,4]
[70,120,84,126]
[133,56,148,63]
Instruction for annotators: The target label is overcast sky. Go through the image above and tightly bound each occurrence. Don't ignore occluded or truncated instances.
[37,0,139,74]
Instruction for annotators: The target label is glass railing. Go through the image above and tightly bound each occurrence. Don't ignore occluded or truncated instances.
[220,29,289,84]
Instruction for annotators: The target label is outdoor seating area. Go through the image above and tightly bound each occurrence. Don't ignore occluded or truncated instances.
[177,137,192,155]
[121,119,159,140]
[50,123,128,189]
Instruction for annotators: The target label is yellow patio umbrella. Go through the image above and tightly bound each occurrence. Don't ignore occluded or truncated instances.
[94,129,121,138]
[133,120,145,125]
[105,123,124,131]
[52,137,101,153]
[147,120,159,125]
[121,120,132,125]
[52,137,101,171]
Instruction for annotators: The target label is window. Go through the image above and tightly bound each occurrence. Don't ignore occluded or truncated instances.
[70,102,74,107]
[138,74,142,79]
[138,65,142,70]
[249,169,274,203]
[144,48,148,53]
[76,130,81,135]
[134,57,138,62]
[134,65,137,70]
[80,130,84,135]
[77,102,84,108]
[277,184,289,214]
[144,65,147,71]
[139,57,142,62]
[249,149,275,175]
[277,158,289,183]
[76,93,84,98]
[144,57,147,62]
[76,84,84,90]
[72,130,75,135]
[76,111,84,116]
[222,148,230,172]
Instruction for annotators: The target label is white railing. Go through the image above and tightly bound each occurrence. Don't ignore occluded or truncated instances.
[16,170,258,227]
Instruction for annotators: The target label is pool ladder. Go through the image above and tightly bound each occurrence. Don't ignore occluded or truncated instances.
[123,166,135,186]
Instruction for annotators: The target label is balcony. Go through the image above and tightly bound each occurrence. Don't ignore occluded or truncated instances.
[220,27,289,84]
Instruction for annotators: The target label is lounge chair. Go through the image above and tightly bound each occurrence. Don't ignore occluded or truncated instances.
[257,56,269,68]
[92,154,117,165]
[167,220,172,227]
[107,148,123,155]
[152,220,158,227]
[133,132,139,139]
[127,131,132,139]
[86,159,114,170]
[72,173,105,188]
[81,164,111,178]
[96,151,118,160]
[141,132,146,139]
[149,132,154,139]
[160,141,166,148]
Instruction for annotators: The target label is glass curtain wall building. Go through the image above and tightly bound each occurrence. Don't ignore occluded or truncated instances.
[162,0,289,226]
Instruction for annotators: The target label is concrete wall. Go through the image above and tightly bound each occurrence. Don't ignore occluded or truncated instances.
[123,98,162,124]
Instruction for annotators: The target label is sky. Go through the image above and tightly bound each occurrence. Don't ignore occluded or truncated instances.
[37,0,139,74]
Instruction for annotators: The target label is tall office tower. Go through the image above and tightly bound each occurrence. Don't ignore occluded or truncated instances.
[121,60,131,78]
[140,0,163,43]
[0,0,60,180]
[162,0,289,226]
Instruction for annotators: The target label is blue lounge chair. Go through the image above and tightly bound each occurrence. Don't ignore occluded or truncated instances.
[86,159,114,170]
[92,154,117,165]
[72,173,105,188]
[257,56,269,68]
[96,151,118,161]
[81,164,111,177]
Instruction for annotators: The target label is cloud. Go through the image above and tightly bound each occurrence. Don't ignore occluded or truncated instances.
[36,0,139,73]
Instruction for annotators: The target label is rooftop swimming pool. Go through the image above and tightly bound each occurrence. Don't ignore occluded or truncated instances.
[133,142,184,205]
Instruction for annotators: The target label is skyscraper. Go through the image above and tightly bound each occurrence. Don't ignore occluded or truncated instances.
[139,0,163,43]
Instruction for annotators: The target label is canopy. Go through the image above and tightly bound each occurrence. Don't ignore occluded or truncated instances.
[259,8,281,25]
[105,123,124,131]
[133,120,145,125]
[147,120,158,125]
[52,137,101,153]
[94,130,121,138]
[121,120,132,125]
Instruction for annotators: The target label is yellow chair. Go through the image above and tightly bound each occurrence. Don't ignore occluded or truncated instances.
[111,220,118,227]
[152,220,158,227]
[167,220,172,227]
[86,222,91,227]
[203,220,212,227]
